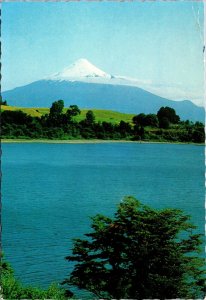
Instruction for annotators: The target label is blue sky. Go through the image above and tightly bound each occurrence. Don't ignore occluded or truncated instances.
[2,1,204,106]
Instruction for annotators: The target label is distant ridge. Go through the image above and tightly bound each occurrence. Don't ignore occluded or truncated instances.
[2,59,205,122]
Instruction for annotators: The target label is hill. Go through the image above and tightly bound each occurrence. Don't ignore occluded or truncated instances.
[1,105,135,124]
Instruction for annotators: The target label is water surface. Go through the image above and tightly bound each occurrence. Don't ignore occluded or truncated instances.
[2,143,205,289]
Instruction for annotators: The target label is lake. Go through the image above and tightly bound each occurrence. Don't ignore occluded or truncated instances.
[2,142,205,292]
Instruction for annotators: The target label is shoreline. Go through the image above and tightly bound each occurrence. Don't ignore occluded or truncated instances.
[1,138,204,146]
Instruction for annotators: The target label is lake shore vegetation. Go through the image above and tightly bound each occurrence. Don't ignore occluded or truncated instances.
[1,100,205,143]
[0,260,69,299]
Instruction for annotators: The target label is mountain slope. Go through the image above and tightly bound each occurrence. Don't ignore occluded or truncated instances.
[2,80,204,122]
[2,59,205,122]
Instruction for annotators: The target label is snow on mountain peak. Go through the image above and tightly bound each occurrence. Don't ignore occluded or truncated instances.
[48,58,112,80]
[45,58,152,89]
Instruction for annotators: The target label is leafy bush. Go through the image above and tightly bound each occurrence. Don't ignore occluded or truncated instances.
[64,197,205,299]
[1,260,68,299]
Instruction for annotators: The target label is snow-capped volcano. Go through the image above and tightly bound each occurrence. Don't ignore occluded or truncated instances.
[46,58,147,87]
[47,58,112,81]
[45,59,203,107]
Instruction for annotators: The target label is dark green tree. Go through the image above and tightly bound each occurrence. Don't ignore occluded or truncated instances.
[157,106,180,127]
[85,110,95,125]
[144,114,159,127]
[64,197,205,299]
[66,105,81,120]
[118,120,132,137]
[192,128,205,143]
[1,110,33,125]
[133,124,145,140]
[194,121,204,129]
[191,122,205,143]
[48,100,64,126]
[159,116,170,129]
[101,121,115,138]
[49,100,64,116]
[63,105,81,133]
[49,100,64,115]
[78,111,96,138]
[132,113,146,127]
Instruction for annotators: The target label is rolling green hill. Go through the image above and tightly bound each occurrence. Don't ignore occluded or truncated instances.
[1,105,135,124]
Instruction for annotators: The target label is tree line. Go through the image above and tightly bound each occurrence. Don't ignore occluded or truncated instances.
[1,99,205,143]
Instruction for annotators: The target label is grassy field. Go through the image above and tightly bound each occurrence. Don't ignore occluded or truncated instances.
[1,105,135,124]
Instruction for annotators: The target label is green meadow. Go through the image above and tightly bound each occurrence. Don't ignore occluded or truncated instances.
[1,105,135,124]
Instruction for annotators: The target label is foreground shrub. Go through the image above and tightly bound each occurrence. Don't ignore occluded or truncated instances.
[64,196,205,299]
[1,261,67,299]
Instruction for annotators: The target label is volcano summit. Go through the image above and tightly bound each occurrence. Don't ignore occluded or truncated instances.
[47,58,112,81]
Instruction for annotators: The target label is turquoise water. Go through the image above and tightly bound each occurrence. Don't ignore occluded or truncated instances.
[2,142,205,290]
